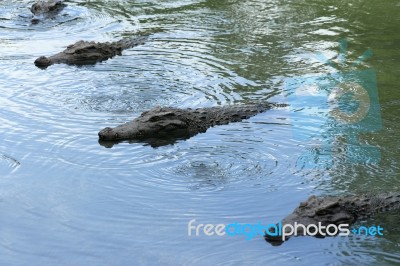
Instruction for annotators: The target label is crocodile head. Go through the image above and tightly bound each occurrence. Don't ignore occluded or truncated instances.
[31,0,66,24]
[98,107,193,141]
[265,195,357,245]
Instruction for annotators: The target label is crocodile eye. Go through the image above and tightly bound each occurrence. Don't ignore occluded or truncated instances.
[114,133,119,138]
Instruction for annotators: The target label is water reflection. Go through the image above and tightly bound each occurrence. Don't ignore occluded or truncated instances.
[0,0,399,265]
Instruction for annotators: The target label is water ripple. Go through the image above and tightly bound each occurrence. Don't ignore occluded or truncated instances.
[0,0,399,265]
[0,153,20,175]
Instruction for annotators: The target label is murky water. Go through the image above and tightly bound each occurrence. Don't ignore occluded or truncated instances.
[1,0,399,265]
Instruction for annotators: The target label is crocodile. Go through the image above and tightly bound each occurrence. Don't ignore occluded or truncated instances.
[34,37,147,69]
[31,0,66,24]
[98,103,287,147]
[264,193,400,245]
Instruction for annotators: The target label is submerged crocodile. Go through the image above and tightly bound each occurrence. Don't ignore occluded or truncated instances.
[98,103,287,147]
[265,193,400,245]
[31,0,66,24]
[34,37,147,69]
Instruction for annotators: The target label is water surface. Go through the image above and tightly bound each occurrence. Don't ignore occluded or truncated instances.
[0,0,399,265]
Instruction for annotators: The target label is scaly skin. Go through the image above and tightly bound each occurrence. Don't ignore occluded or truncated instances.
[34,37,147,69]
[30,0,66,24]
[98,103,287,147]
[265,193,400,245]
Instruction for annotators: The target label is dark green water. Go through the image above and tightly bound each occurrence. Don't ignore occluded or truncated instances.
[0,0,399,265]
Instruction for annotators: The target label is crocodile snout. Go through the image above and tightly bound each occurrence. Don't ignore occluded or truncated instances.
[98,127,114,140]
[34,56,52,68]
